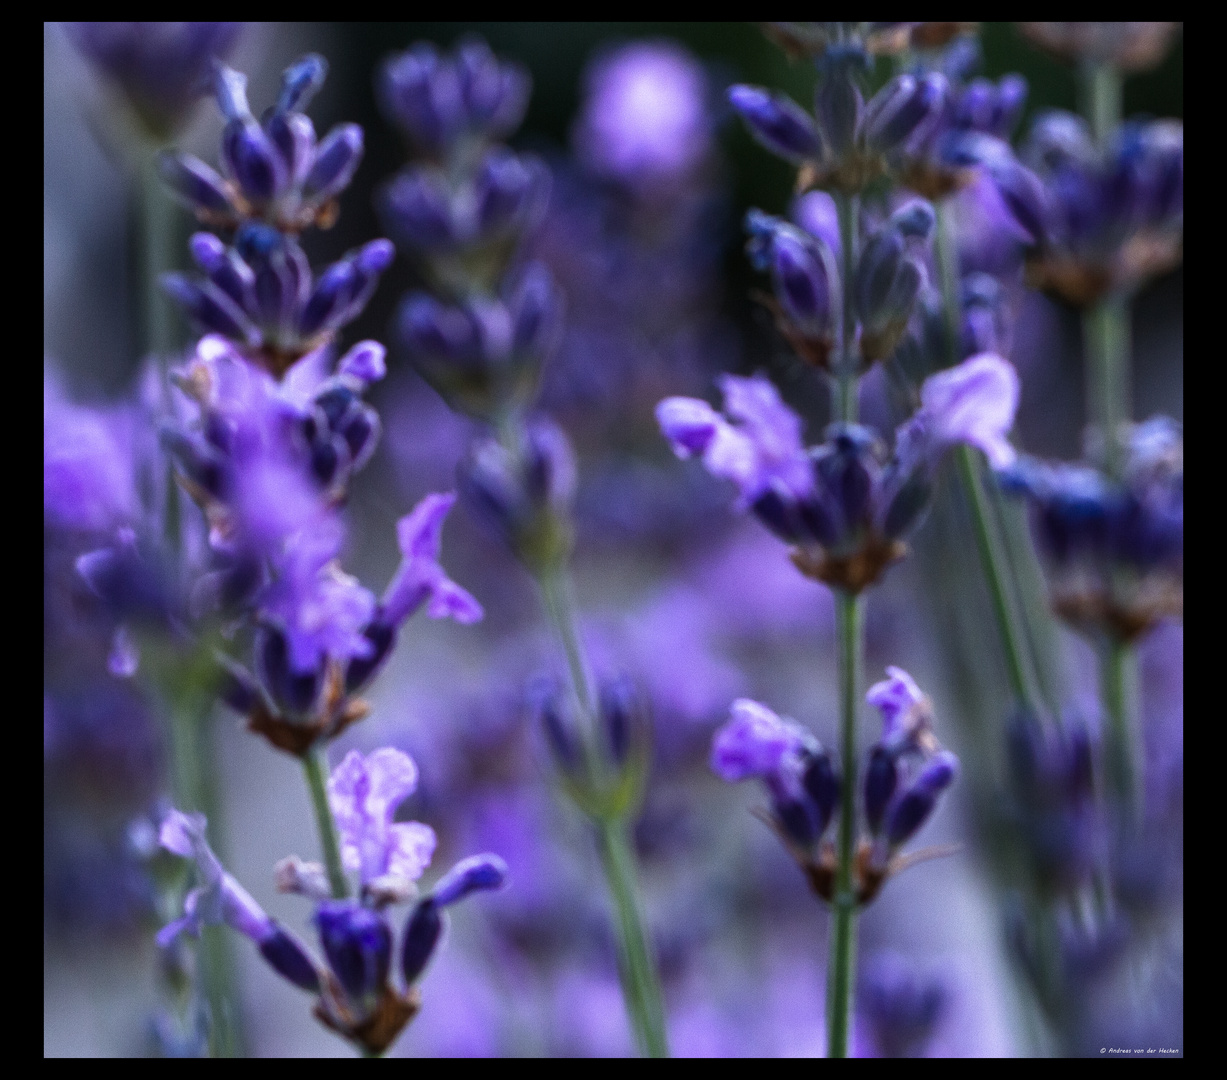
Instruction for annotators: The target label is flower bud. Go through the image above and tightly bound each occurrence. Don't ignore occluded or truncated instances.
[401,899,444,985]
[728,85,823,162]
[259,923,321,992]
[885,751,958,848]
[863,745,899,835]
[305,123,364,203]
[315,901,392,1005]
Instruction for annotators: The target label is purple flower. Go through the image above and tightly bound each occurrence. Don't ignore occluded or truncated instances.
[711,699,806,782]
[260,523,376,675]
[657,374,812,507]
[915,352,1020,468]
[44,384,139,535]
[328,748,437,894]
[158,54,365,232]
[866,666,935,755]
[382,493,483,627]
[157,810,320,992]
[573,41,711,190]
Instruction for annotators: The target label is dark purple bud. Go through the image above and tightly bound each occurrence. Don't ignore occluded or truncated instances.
[878,471,931,541]
[987,156,1048,247]
[532,677,580,773]
[885,751,958,847]
[221,117,287,202]
[379,168,455,249]
[431,854,509,907]
[752,482,806,543]
[258,627,319,716]
[815,67,863,157]
[814,425,879,539]
[728,85,823,163]
[298,241,393,338]
[801,749,840,835]
[190,233,256,312]
[340,406,380,470]
[315,901,392,1004]
[398,293,477,358]
[510,263,564,359]
[380,44,462,151]
[265,111,316,188]
[456,37,530,136]
[219,660,262,714]
[474,150,549,236]
[401,899,444,985]
[305,123,364,203]
[774,795,821,847]
[158,153,233,216]
[865,74,946,154]
[259,923,321,992]
[854,228,905,325]
[771,229,836,339]
[276,54,327,115]
[599,677,644,767]
[161,273,258,345]
[863,745,899,835]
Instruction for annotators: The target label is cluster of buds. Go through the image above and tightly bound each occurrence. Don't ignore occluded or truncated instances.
[159,55,364,233]
[657,354,1019,592]
[987,112,1183,306]
[745,200,935,369]
[533,675,650,820]
[1000,417,1183,641]
[729,48,952,195]
[157,750,507,1055]
[711,668,958,906]
[164,225,394,377]
[217,494,481,756]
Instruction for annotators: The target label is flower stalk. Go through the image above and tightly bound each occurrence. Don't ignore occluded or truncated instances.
[303,746,350,900]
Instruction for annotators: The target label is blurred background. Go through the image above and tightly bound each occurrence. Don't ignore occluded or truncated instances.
[45,23,1182,1056]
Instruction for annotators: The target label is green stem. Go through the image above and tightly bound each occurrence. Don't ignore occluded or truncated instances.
[598,819,670,1058]
[827,592,862,1058]
[935,201,1043,713]
[1084,294,1131,478]
[1100,637,1141,816]
[535,561,668,1056]
[833,191,859,423]
[1082,61,1123,148]
[303,747,350,900]
[139,148,178,360]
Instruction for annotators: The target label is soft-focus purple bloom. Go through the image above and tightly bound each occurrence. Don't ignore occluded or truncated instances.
[793,190,842,260]
[657,374,811,507]
[157,809,272,946]
[329,748,437,892]
[857,952,948,1058]
[44,375,139,534]
[866,666,934,755]
[382,493,483,627]
[260,524,376,674]
[66,22,242,133]
[915,352,1020,468]
[711,699,806,782]
[574,42,711,190]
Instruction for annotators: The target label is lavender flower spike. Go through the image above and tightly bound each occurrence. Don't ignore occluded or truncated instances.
[158,809,320,991]
[919,352,1020,468]
[329,748,437,900]
[711,699,806,782]
[382,493,484,627]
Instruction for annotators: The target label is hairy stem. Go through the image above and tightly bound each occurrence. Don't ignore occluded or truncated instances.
[303,746,349,900]
[827,591,862,1058]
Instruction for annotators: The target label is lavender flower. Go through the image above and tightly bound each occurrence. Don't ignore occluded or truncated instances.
[163,225,394,375]
[379,38,530,156]
[710,699,840,853]
[158,810,320,991]
[658,355,1019,591]
[730,47,948,194]
[159,54,365,232]
[992,112,1183,305]
[573,42,711,192]
[66,22,242,137]
[1000,416,1183,640]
